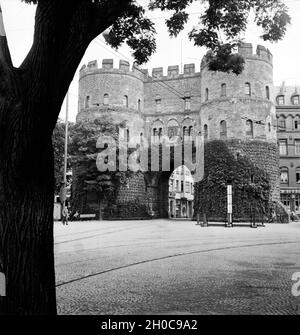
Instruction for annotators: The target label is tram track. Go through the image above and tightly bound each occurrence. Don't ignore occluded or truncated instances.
[56,239,300,288]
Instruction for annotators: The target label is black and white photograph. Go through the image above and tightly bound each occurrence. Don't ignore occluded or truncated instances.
[0,0,300,325]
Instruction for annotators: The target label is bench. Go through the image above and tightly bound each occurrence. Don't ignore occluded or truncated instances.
[80,214,96,220]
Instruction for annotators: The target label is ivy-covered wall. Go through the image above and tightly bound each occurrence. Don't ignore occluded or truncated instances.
[193,140,282,222]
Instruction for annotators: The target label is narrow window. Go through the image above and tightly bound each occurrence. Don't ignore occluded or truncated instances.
[221,83,226,97]
[85,95,90,108]
[184,97,191,110]
[268,122,271,132]
[204,124,208,140]
[123,95,128,107]
[245,83,251,96]
[138,99,141,112]
[265,86,270,100]
[220,120,227,139]
[205,88,209,101]
[155,98,161,113]
[246,119,253,137]
[103,94,109,105]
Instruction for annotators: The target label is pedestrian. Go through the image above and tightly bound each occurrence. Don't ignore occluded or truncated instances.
[291,210,295,222]
[62,206,69,225]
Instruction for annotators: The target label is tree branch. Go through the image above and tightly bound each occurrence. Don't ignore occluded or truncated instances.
[19,0,133,128]
[0,4,13,69]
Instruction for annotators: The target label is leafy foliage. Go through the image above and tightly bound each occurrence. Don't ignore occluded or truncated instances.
[52,120,65,193]
[69,116,132,216]
[194,140,272,221]
[22,0,290,73]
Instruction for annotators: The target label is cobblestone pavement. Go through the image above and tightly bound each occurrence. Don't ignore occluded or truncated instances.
[54,220,300,315]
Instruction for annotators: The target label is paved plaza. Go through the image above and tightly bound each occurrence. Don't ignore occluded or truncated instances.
[54,220,300,315]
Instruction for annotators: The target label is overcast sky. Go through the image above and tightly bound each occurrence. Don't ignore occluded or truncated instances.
[2,0,300,122]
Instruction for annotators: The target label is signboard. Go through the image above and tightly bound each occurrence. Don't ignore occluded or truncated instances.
[227,184,232,214]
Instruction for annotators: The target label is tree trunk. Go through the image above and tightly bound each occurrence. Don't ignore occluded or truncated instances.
[0,0,132,315]
[0,126,56,314]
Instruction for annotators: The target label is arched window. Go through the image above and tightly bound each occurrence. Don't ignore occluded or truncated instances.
[103,94,109,105]
[268,122,271,132]
[246,119,253,137]
[245,82,251,96]
[138,99,141,112]
[85,95,90,108]
[123,95,128,107]
[221,83,226,97]
[204,124,208,140]
[188,126,193,136]
[205,88,209,101]
[265,86,270,100]
[277,95,285,105]
[280,167,289,184]
[220,120,227,139]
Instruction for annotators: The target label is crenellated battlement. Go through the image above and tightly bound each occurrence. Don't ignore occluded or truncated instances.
[80,58,201,82]
[149,63,199,80]
[201,42,273,71]
[238,42,273,65]
[79,59,147,81]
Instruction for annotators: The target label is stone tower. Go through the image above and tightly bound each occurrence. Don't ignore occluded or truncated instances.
[77,58,145,137]
[200,42,279,202]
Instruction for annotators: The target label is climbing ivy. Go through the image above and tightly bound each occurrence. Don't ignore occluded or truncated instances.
[194,140,272,222]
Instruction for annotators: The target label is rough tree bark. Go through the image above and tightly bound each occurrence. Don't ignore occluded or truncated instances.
[0,0,131,315]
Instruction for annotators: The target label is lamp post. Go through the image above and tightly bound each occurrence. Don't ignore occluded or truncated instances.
[226,180,233,227]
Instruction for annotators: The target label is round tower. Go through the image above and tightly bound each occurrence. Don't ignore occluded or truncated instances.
[77,59,146,138]
[198,42,279,212]
[200,42,276,143]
